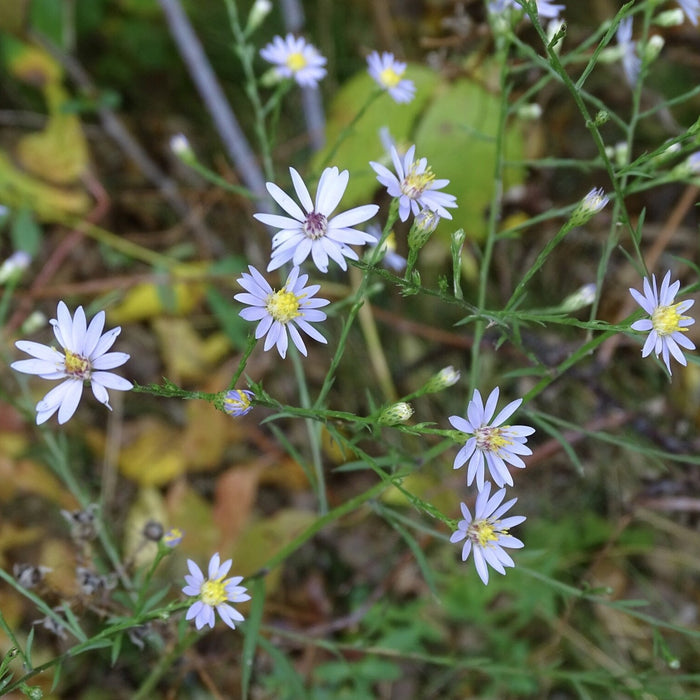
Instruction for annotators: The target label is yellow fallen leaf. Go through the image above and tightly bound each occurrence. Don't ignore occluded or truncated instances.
[106,264,208,324]
[17,83,89,185]
[119,417,186,486]
[181,400,229,471]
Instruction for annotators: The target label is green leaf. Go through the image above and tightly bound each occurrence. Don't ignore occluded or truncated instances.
[11,208,42,257]
[241,577,266,700]
[413,76,525,242]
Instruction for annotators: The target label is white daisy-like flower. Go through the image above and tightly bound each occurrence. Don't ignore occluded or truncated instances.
[366,51,415,104]
[629,271,695,375]
[259,34,327,88]
[449,387,535,491]
[11,301,132,425]
[254,167,379,273]
[235,265,329,359]
[183,553,250,631]
[617,17,641,86]
[370,145,458,223]
[678,0,699,25]
[450,482,526,585]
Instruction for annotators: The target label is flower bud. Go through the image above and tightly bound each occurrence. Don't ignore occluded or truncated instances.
[569,187,609,226]
[170,133,194,163]
[0,250,31,284]
[222,389,255,417]
[560,283,597,312]
[163,527,184,548]
[643,34,664,63]
[654,9,684,27]
[377,402,414,425]
[423,366,461,393]
[516,103,542,120]
[246,0,272,33]
[408,209,440,253]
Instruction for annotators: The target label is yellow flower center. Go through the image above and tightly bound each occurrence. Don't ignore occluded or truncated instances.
[286,52,308,72]
[475,426,512,455]
[267,289,302,324]
[201,577,228,607]
[652,303,688,336]
[64,349,90,378]
[470,519,502,548]
[401,164,435,200]
[379,66,402,88]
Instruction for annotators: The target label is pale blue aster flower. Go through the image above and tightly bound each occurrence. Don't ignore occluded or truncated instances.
[11,301,132,424]
[370,145,458,223]
[260,34,327,88]
[617,17,641,85]
[450,482,526,585]
[254,167,379,273]
[678,0,699,25]
[235,266,329,359]
[366,51,415,103]
[183,553,250,630]
[449,387,535,490]
[629,271,695,375]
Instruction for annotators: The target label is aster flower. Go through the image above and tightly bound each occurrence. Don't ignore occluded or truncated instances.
[254,167,379,273]
[235,265,329,359]
[223,389,254,416]
[370,145,458,223]
[183,553,250,631]
[449,387,535,491]
[450,482,526,585]
[489,0,565,20]
[629,271,695,375]
[366,51,415,104]
[260,34,327,88]
[617,17,641,86]
[11,301,132,425]
[678,0,699,25]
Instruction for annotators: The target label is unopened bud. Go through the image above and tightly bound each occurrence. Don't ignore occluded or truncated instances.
[0,250,31,284]
[517,103,542,120]
[170,133,194,162]
[222,389,255,416]
[569,187,609,226]
[163,527,184,548]
[671,151,700,179]
[408,209,440,253]
[377,402,414,425]
[643,35,664,63]
[560,283,597,312]
[654,9,684,27]
[547,19,566,53]
[246,0,273,33]
[423,366,461,393]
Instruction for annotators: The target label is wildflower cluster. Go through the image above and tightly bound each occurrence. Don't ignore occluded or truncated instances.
[4,1,699,672]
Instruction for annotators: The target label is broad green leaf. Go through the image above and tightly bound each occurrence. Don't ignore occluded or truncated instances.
[413,77,526,241]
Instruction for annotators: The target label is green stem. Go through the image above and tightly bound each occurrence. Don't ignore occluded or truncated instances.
[318,90,382,172]
[229,333,258,389]
[223,0,274,180]
[313,201,399,410]
[290,344,327,514]
[470,45,511,392]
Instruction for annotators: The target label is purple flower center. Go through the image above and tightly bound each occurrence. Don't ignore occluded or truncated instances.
[302,211,328,240]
